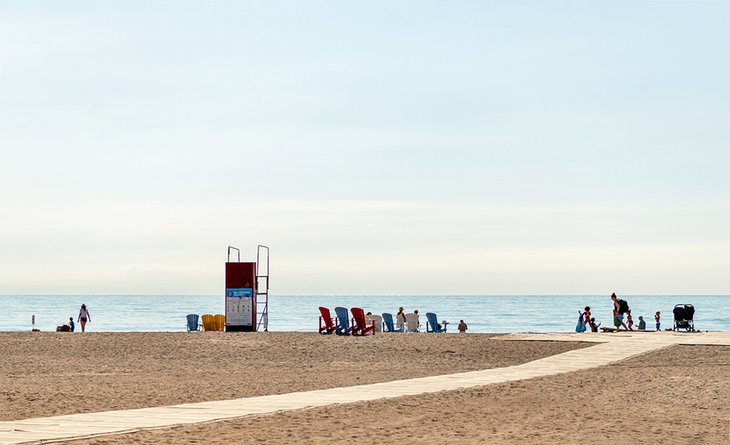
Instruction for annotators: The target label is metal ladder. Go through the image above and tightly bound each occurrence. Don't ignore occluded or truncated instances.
[256,245,270,332]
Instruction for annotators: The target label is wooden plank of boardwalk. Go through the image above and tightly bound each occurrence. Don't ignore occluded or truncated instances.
[1,332,727,445]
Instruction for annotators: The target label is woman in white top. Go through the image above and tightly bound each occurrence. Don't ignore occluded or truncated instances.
[77,304,91,332]
[396,307,407,331]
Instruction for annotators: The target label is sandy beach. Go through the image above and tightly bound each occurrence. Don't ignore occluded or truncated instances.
[4,332,729,443]
[1,332,586,421]
[64,343,730,444]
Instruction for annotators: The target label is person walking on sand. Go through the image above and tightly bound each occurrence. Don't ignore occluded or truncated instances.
[458,320,468,333]
[77,304,91,332]
[610,293,629,330]
[655,311,661,331]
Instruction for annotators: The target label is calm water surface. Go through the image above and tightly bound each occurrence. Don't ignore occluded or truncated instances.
[2,295,727,333]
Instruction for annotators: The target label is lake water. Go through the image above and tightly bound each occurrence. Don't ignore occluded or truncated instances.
[1,295,727,333]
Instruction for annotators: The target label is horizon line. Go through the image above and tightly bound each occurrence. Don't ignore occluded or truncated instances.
[1,294,729,297]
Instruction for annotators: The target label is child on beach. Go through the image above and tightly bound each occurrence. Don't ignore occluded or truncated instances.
[637,316,646,330]
[458,320,468,333]
[627,311,634,331]
[575,306,591,333]
[69,317,75,332]
[655,311,661,331]
[589,317,601,332]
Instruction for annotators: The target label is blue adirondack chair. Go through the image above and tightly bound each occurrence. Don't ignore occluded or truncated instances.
[186,314,201,332]
[334,307,352,335]
[426,312,447,333]
[382,313,401,332]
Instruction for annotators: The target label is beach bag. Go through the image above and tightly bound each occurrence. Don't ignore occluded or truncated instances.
[618,299,629,314]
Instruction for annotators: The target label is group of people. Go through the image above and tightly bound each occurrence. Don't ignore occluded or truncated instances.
[54,304,92,333]
[577,293,661,333]
[395,306,468,333]
[610,293,661,331]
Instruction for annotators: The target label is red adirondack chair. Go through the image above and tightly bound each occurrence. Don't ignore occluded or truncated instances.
[319,306,336,334]
[350,307,375,336]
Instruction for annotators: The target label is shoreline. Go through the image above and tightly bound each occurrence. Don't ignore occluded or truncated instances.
[5,295,726,333]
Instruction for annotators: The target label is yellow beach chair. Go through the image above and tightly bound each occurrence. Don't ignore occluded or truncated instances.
[214,314,226,331]
[201,314,215,331]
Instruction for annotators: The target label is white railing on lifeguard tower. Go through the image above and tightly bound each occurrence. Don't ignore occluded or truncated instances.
[256,245,270,332]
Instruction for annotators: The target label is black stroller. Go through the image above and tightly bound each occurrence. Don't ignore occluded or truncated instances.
[673,304,695,332]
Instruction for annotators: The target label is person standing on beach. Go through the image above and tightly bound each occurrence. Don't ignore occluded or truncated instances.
[583,306,592,329]
[458,320,468,333]
[77,304,91,332]
[611,293,629,330]
[655,311,661,331]
[396,307,406,331]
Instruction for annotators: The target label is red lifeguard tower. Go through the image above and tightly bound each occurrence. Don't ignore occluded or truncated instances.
[225,245,269,332]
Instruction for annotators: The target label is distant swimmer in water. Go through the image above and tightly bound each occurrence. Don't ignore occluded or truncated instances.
[78,304,91,332]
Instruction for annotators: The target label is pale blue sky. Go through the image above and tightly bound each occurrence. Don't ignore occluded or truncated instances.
[1,1,729,294]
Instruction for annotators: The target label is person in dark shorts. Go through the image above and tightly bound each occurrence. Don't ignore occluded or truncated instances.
[610,293,629,330]
[77,304,91,332]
